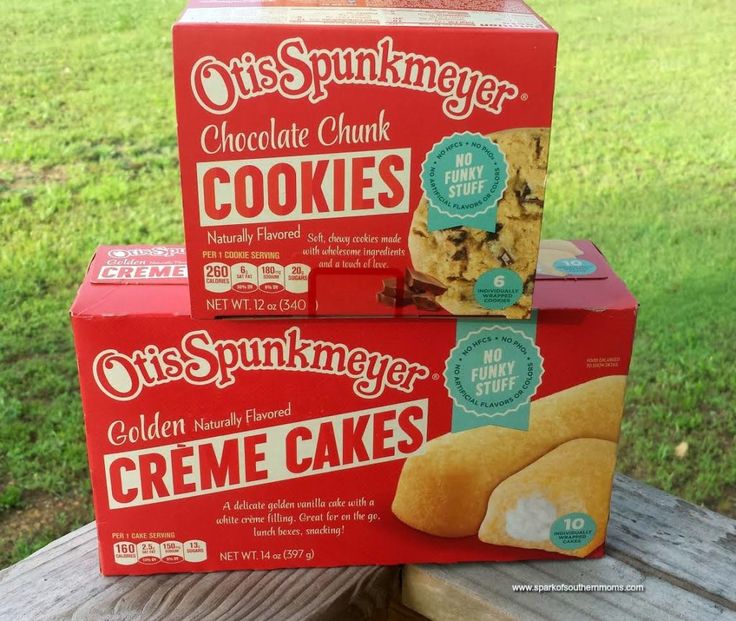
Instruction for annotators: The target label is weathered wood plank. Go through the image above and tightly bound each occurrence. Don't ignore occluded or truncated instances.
[402,556,733,621]
[0,523,398,621]
[387,599,430,621]
[3,474,734,620]
[608,474,736,606]
[402,474,736,620]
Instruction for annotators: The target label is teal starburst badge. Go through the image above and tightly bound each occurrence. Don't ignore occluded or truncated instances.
[445,322,544,431]
[421,132,508,232]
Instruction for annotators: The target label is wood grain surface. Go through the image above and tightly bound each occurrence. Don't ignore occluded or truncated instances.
[0,523,398,621]
[608,474,736,606]
[2,475,734,621]
[402,474,736,621]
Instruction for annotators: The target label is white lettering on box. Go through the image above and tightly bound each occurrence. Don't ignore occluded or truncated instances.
[196,148,410,227]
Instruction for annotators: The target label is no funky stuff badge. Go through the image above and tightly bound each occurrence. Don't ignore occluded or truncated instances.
[446,322,544,431]
[421,132,508,232]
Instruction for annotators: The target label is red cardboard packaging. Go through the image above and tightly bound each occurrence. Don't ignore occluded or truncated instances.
[172,0,558,319]
[71,241,637,575]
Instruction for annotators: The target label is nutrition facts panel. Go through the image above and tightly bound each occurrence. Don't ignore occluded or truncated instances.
[204,262,310,295]
[112,539,207,566]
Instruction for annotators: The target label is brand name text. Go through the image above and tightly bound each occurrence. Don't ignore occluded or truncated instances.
[191,36,518,120]
[93,327,430,401]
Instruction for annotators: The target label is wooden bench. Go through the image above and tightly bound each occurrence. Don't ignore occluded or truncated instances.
[1,474,734,620]
[402,474,736,620]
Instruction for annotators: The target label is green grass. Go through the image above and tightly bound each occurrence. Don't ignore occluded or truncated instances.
[537,0,736,516]
[0,0,734,567]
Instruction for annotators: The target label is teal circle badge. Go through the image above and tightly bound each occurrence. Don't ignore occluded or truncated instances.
[444,326,543,419]
[552,258,597,276]
[421,132,508,220]
[474,268,524,310]
[550,513,597,550]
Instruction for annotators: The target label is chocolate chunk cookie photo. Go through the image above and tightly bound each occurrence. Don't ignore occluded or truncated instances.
[410,128,550,318]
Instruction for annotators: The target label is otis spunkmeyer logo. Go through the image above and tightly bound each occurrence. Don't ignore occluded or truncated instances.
[191,36,519,120]
[107,247,185,259]
[93,327,430,402]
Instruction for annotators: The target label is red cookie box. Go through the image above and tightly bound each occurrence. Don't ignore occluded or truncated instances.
[71,241,637,575]
[173,0,558,318]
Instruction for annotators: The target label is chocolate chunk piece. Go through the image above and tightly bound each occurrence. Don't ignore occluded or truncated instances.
[484,223,503,242]
[377,278,413,307]
[405,268,447,296]
[378,271,446,311]
[451,247,468,262]
[535,134,543,159]
[381,278,409,299]
[446,229,469,244]
[377,291,413,308]
[412,293,441,311]
[499,248,516,267]
[517,182,544,208]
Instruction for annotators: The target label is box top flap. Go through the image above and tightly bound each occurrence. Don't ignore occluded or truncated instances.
[175,0,554,31]
[532,240,637,311]
[71,246,191,317]
[87,246,188,285]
